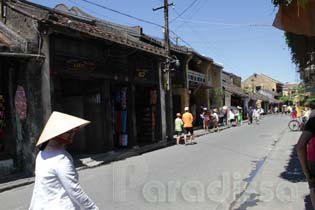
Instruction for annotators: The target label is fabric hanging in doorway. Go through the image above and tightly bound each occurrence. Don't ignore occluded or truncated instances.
[112,87,128,147]
[14,86,27,120]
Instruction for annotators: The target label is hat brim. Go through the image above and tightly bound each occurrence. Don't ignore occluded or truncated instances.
[36,111,90,147]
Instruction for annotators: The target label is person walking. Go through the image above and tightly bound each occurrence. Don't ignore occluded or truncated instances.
[174,113,183,145]
[212,109,219,132]
[201,107,210,132]
[237,106,243,126]
[247,107,253,124]
[253,107,260,124]
[182,106,194,145]
[29,111,99,210]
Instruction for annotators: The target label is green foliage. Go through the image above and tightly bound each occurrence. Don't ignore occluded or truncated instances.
[211,88,224,108]
[304,96,315,106]
[279,95,289,103]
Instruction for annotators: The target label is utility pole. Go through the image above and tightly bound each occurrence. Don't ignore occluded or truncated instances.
[153,0,174,141]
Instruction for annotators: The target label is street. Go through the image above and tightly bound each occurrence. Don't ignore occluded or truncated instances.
[0,115,310,210]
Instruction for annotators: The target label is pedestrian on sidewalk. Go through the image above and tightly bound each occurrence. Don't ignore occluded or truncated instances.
[247,106,253,124]
[253,107,260,124]
[174,113,183,145]
[201,107,210,132]
[182,107,194,145]
[297,116,315,209]
[29,111,99,210]
[212,109,219,132]
[237,106,243,126]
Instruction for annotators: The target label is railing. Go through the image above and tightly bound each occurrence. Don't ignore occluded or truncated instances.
[187,70,206,85]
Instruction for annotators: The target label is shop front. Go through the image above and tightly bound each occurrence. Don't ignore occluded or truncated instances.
[51,35,133,153]
[131,55,162,145]
[50,34,163,153]
[0,59,12,162]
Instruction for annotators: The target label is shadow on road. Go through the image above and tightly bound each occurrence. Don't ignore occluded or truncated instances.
[279,144,314,210]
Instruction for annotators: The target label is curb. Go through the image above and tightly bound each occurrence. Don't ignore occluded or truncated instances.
[0,121,247,193]
[0,177,35,193]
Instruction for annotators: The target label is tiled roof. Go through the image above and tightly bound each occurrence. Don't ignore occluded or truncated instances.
[248,92,281,104]
[224,83,248,97]
[8,1,167,57]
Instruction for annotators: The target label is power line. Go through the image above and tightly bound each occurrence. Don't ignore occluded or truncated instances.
[79,0,195,51]
[80,0,164,29]
[170,0,199,23]
[172,0,207,31]
[169,30,194,49]
[175,18,271,27]
[171,9,245,72]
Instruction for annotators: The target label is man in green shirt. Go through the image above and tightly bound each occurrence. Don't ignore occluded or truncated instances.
[174,113,183,145]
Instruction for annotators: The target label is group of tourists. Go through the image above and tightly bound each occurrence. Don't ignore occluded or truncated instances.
[246,106,264,124]
[174,105,247,145]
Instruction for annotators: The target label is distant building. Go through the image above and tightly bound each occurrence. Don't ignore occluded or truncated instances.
[282,83,298,97]
[242,73,283,98]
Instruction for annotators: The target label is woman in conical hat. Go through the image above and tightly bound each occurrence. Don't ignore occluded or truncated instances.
[29,111,99,210]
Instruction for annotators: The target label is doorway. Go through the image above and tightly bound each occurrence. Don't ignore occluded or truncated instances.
[54,78,104,153]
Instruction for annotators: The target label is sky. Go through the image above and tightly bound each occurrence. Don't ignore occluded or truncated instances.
[28,0,299,84]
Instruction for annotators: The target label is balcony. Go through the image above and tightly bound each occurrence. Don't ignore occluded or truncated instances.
[187,70,206,85]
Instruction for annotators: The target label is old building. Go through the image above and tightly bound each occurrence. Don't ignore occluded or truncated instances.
[0,0,171,175]
[222,71,247,108]
[282,82,298,97]
[242,73,283,97]
[242,73,282,111]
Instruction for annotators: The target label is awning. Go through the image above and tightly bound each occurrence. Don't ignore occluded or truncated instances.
[273,0,315,36]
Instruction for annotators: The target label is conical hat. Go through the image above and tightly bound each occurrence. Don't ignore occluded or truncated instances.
[36,111,90,147]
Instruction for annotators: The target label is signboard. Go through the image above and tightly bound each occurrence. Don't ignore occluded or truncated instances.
[66,59,96,73]
[134,69,149,81]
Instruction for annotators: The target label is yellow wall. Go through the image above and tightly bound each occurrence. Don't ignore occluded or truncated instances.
[242,74,278,93]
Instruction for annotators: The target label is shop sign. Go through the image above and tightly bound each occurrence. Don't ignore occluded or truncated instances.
[135,69,149,80]
[66,59,96,73]
[14,86,27,120]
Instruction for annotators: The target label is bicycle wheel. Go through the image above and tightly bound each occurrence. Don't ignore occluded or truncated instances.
[288,120,300,131]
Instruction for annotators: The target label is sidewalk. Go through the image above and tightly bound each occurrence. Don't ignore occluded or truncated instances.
[230,128,310,209]
[0,122,233,193]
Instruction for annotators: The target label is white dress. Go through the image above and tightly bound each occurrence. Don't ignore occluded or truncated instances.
[29,146,99,210]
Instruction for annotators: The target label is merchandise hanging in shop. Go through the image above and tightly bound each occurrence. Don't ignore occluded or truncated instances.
[112,86,128,147]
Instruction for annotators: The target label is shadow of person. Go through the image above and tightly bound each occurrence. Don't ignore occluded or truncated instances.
[279,144,313,209]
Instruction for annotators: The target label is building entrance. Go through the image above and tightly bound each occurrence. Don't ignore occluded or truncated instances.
[54,78,104,153]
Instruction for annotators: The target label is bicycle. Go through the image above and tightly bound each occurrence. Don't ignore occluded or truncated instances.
[288,116,307,131]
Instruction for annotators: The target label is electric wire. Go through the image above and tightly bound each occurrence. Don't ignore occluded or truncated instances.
[172,0,207,31]
[78,0,195,51]
[175,18,271,27]
[80,0,164,29]
[66,0,115,22]
[171,8,245,72]
[170,0,199,23]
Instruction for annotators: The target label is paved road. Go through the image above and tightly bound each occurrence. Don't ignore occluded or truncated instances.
[0,115,309,210]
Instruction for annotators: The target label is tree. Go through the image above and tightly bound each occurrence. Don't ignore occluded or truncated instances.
[279,95,290,104]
